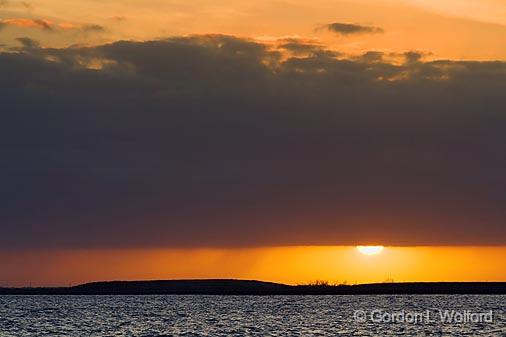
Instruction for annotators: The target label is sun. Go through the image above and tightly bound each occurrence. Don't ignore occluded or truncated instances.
[356,246,384,256]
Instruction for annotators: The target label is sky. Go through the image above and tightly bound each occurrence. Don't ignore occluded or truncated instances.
[1,0,506,285]
[2,247,506,287]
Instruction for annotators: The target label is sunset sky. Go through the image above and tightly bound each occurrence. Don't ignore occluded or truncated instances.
[1,0,506,286]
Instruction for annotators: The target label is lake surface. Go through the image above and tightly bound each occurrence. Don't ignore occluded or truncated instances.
[0,295,504,336]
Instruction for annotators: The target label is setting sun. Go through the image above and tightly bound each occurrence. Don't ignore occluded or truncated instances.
[356,246,384,256]
[1,0,506,335]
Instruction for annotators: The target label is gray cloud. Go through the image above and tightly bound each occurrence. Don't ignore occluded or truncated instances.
[277,38,340,58]
[323,22,384,35]
[1,35,506,249]
[15,36,39,49]
[82,24,105,32]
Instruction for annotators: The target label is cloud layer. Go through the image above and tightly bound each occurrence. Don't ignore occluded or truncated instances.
[1,35,506,249]
[323,22,384,35]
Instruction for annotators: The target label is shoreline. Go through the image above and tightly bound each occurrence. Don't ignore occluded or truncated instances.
[1,280,505,295]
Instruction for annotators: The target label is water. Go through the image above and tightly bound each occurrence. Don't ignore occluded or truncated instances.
[0,295,504,336]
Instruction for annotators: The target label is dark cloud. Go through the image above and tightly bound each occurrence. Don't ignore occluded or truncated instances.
[357,51,384,63]
[81,24,105,32]
[15,36,39,49]
[277,38,340,58]
[403,51,428,64]
[323,22,384,35]
[278,38,321,51]
[1,34,506,249]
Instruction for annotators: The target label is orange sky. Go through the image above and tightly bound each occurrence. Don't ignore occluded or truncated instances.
[2,1,506,286]
[2,246,505,287]
[1,0,506,59]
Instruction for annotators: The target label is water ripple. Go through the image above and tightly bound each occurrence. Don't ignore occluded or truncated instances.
[0,295,504,336]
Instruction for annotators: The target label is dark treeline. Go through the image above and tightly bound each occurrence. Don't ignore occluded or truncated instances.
[1,280,506,295]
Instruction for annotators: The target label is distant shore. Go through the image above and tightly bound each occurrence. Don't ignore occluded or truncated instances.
[1,280,505,295]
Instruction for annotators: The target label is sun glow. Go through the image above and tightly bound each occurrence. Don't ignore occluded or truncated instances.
[2,246,506,286]
[356,246,384,255]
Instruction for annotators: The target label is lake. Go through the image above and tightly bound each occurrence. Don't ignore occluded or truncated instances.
[0,295,504,336]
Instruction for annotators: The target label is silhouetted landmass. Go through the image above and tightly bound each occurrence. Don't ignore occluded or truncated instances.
[1,280,506,295]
